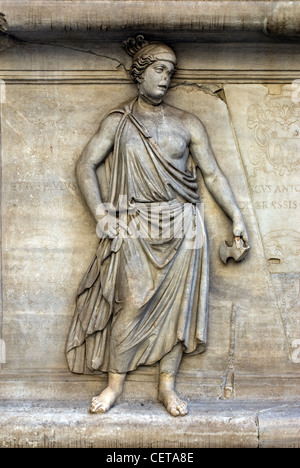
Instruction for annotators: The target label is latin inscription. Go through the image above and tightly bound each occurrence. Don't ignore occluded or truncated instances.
[251,184,299,210]
[252,184,300,194]
[11,180,78,193]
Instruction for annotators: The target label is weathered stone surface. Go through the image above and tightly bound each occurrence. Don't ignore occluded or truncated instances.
[1,76,297,402]
[0,0,299,449]
[0,1,300,41]
[0,400,299,448]
[224,84,300,274]
[258,405,300,448]
[225,84,300,368]
[0,400,260,448]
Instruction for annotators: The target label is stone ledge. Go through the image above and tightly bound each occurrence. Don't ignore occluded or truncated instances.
[0,1,300,42]
[0,400,299,448]
[258,405,300,449]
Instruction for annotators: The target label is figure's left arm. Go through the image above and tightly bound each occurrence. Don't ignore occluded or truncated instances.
[187,114,249,246]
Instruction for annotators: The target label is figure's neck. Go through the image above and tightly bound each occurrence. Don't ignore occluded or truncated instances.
[137,94,164,112]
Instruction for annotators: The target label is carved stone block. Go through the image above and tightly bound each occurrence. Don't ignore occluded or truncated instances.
[0,0,299,448]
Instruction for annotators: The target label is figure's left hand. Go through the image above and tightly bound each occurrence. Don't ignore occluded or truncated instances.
[233,216,249,247]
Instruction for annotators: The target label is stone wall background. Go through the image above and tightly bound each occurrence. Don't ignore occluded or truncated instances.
[0,3,299,405]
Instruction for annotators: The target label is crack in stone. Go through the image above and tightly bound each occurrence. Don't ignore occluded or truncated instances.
[25,42,129,75]
[255,413,261,448]
[0,31,130,77]
[220,303,237,400]
[170,81,223,98]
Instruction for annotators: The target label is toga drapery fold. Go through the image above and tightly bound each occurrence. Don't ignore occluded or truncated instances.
[66,98,209,374]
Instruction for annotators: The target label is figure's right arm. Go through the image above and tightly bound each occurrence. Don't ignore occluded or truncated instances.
[76,112,122,222]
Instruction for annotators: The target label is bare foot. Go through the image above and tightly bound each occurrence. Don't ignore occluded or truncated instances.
[90,372,126,414]
[159,388,188,417]
[90,386,121,414]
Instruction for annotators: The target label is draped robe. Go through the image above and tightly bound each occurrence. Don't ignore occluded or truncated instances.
[66,98,209,374]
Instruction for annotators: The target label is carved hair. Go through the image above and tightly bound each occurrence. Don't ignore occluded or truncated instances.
[123,34,149,57]
[123,35,158,84]
[130,55,159,83]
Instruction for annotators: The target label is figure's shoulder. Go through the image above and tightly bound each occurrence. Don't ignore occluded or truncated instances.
[99,111,123,136]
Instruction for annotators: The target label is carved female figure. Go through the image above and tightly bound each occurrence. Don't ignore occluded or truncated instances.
[66,36,248,416]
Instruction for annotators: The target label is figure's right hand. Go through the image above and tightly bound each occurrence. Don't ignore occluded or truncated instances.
[232,215,249,247]
[96,212,118,238]
[96,213,132,239]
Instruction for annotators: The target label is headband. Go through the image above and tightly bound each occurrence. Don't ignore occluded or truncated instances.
[133,43,177,65]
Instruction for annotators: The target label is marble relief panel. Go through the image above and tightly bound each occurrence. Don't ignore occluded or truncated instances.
[1,80,292,378]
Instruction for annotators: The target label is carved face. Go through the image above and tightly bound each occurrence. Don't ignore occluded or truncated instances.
[138,60,175,102]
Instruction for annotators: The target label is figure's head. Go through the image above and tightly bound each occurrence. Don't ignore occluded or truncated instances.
[123,35,176,102]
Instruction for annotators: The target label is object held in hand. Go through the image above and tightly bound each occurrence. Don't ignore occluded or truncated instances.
[219,236,250,264]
